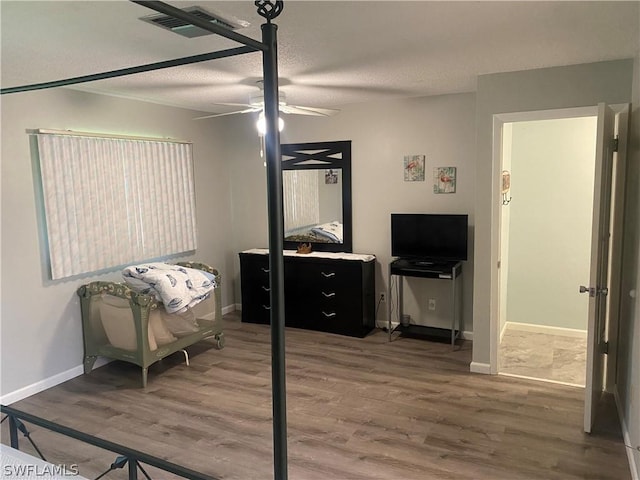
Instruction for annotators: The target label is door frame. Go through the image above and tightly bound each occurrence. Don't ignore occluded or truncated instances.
[489,105,626,384]
[604,105,629,393]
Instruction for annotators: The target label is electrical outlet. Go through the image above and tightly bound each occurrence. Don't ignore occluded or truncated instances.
[428,298,436,311]
[379,292,386,303]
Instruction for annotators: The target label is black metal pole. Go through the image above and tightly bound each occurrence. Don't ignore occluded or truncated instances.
[9,415,19,449]
[1,47,255,95]
[261,21,288,480]
[128,460,138,480]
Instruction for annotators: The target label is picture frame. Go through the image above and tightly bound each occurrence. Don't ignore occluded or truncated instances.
[433,166,457,193]
[404,155,425,182]
[325,169,338,184]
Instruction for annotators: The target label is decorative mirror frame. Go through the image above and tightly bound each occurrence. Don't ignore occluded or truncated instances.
[281,140,353,253]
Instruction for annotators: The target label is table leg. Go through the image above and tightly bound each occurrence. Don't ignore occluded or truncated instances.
[388,270,392,342]
[451,266,456,349]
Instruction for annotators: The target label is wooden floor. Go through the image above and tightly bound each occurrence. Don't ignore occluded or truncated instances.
[2,312,631,480]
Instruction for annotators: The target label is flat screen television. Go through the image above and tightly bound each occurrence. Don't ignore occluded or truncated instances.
[391,213,468,263]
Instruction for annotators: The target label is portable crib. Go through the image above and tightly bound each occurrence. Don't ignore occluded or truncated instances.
[77,262,224,387]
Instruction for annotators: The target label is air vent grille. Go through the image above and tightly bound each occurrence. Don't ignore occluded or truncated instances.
[141,6,249,38]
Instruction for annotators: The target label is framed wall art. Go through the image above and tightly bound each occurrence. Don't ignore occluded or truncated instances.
[404,155,425,182]
[433,166,457,193]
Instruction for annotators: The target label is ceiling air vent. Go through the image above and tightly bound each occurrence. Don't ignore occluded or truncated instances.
[141,6,249,38]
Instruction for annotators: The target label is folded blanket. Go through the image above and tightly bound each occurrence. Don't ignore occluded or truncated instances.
[311,221,343,243]
[123,262,216,314]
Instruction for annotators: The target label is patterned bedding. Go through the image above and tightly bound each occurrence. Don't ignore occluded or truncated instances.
[122,262,217,313]
[285,221,343,244]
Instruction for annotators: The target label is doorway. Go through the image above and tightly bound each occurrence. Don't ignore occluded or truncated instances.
[490,104,628,433]
[497,115,598,387]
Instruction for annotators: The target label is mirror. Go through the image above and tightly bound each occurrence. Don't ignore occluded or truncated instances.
[281,141,352,253]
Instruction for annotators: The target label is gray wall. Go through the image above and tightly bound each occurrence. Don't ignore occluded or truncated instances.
[474,58,637,476]
[617,52,640,477]
[473,59,634,369]
[222,93,477,331]
[0,88,234,398]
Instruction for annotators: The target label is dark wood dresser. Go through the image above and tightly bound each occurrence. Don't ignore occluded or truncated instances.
[239,249,376,337]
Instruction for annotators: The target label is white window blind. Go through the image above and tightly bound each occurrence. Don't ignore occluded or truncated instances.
[35,131,197,280]
[283,169,319,231]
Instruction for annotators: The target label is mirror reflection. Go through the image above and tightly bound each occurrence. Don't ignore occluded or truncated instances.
[283,168,343,244]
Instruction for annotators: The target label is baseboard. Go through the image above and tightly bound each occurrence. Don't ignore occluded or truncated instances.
[498,371,583,388]
[505,321,587,339]
[222,303,237,315]
[500,321,508,343]
[614,386,640,480]
[470,362,491,374]
[0,358,110,406]
[461,330,473,341]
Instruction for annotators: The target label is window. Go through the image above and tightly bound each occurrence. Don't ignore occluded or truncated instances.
[35,131,197,280]
[283,169,319,232]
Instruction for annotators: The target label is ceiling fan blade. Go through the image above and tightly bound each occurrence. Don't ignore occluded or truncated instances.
[194,107,259,120]
[210,102,254,108]
[281,105,340,117]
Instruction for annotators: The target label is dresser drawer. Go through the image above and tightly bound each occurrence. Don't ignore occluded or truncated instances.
[308,303,362,336]
[302,261,361,288]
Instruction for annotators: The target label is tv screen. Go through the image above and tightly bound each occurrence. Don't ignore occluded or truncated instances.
[391,213,468,262]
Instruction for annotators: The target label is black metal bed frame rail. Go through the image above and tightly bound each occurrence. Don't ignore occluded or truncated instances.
[1,404,218,480]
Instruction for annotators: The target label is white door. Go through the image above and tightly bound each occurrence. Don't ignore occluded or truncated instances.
[583,103,615,433]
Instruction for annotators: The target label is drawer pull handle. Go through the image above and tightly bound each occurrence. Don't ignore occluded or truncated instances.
[322,311,336,318]
[261,286,271,292]
[262,305,271,310]
[261,268,270,273]
[321,272,336,278]
[322,291,336,298]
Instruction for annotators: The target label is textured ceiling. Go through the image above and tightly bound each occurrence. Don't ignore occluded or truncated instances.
[1,1,639,115]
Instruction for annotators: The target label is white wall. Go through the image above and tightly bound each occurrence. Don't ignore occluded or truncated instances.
[505,117,596,331]
[221,93,477,331]
[473,59,634,370]
[0,88,235,399]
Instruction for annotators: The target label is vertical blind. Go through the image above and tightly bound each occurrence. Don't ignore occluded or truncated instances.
[283,169,319,231]
[35,131,197,280]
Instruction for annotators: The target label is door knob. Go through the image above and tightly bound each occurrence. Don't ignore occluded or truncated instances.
[579,285,608,297]
[579,285,595,296]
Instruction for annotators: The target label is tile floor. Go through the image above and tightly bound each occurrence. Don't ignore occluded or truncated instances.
[498,325,587,386]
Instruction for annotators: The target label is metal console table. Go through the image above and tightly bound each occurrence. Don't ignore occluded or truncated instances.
[387,259,463,348]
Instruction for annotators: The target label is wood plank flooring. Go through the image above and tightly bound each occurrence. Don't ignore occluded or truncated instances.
[2,312,631,480]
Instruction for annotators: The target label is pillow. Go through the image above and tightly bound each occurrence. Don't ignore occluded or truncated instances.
[148,309,177,346]
[160,307,200,337]
[99,296,157,351]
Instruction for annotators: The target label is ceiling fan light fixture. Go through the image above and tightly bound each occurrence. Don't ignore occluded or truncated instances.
[257,111,284,136]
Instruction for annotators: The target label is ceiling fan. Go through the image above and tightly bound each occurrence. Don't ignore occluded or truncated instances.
[194,81,339,120]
